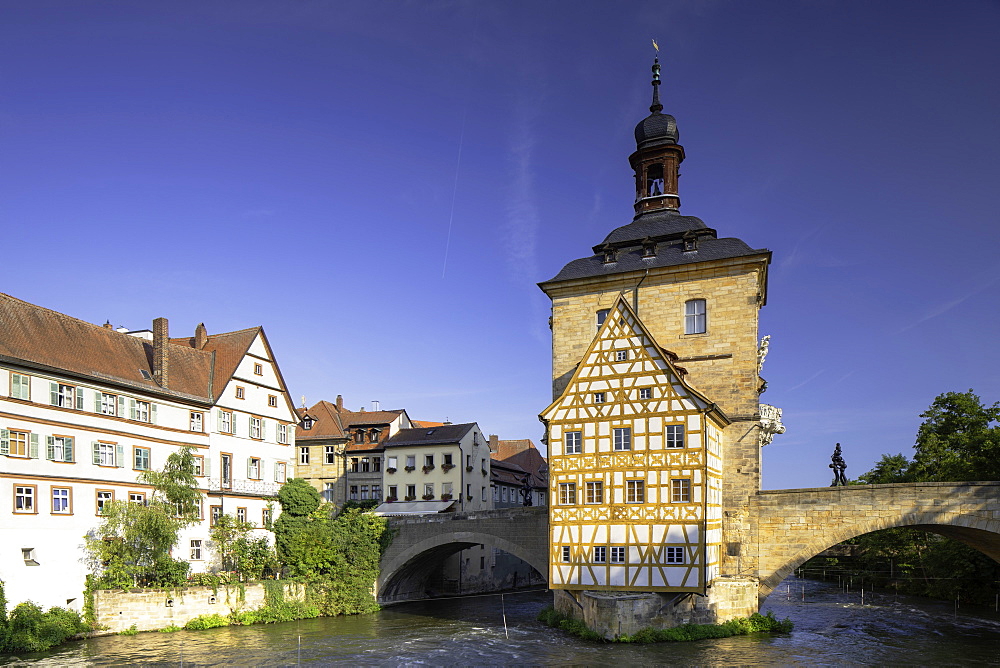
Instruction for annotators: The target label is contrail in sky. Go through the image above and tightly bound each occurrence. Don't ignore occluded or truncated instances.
[441,108,467,279]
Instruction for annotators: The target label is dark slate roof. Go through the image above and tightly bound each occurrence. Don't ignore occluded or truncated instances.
[384,422,476,448]
[598,210,710,248]
[634,111,678,149]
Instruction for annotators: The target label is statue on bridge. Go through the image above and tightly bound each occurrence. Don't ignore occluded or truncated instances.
[829,443,848,486]
[521,474,533,507]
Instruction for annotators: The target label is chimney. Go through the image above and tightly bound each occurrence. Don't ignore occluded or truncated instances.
[153,317,169,388]
[194,323,208,350]
[372,400,380,411]
[336,395,343,410]
[103,320,112,329]
[489,434,499,451]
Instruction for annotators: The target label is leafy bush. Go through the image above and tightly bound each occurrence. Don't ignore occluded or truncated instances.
[183,614,229,630]
[158,624,182,632]
[118,624,139,636]
[0,601,90,652]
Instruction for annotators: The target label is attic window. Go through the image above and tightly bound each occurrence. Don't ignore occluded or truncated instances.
[139,369,152,380]
[641,237,656,258]
[426,429,436,435]
[601,245,617,264]
[302,417,313,430]
[683,233,699,252]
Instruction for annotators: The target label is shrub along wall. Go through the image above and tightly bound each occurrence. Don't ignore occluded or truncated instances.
[94,582,306,633]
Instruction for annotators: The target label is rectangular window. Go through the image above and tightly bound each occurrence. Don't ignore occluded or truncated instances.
[562,546,571,563]
[671,478,692,503]
[613,427,631,451]
[262,507,271,526]
[14,485,36,513]
[639,388,651,400]
[277,423,288,444]
[99,392,117,416]
[51,487,71,514]
[685,299,707,334]
[190,539,203,560]
[443,453,453,466]
[299,447,310,465]
[585,481,603,504]
[7,430,29,457]
[322,483,336,502]
[596,309,609,332]
[593,546,606,563]
[482,486,487,502]
[406,485,416,500]
[221,454,232,489]
[268,395,277,407]
[666,424,685,448]
[388,485,398,500]
[350,485,358,500]
[626,480,645,503]
[190,412,203,432]
[424,455,434,468]
[235,386,245,399]
[210,506,222,526]
[193,455,205,477]
[423,483,433,498]
[350,458,359,473]
[275,461,287,482]
[10,373,30,400]
[133,400,150,423]
[565,431,582,454]
[96,442,117,466]
[406,455,416,469]
[373,457,381,472]
[387,456,397,470]
[129,492,146,504]
[593,392,606,404]
[47,435,74,462]
[219,410,233,434]
[372,484,381,500]
[54,383,75,409]
[248,457,261,479]
[325,446,337,464]
[361,485,369,500]
[236,507,247,523]
[254,363,263,375]
[354,431,365,444]
[610,546,626,563]
[558,482,576,505]
[96,490,113,515]
[133,447,150,471]
[249,416,262,439]
[615,350,628,361]
[665,547,685,564]
[361,457,371,472]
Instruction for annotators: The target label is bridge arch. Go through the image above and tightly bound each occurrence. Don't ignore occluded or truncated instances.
[753,482,1000,600]
[378,507,548,604]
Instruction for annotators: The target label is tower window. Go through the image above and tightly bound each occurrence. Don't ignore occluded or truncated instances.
[685,299,707,334]
[645,163,664,197]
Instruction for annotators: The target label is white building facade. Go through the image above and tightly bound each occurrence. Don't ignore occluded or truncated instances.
[0,293,297,610]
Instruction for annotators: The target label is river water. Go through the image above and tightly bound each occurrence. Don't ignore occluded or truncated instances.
[7,577,1000,665]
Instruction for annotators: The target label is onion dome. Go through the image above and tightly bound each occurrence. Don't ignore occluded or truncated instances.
[634,57,678,149]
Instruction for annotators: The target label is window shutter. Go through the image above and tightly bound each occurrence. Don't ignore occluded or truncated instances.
[247,457,253,478]
[17,375,28,400]
[215,410,220,432]
[29,434,39,459]
[92,441,101,465]
[118,396,126,417]
[116,444,125,467]
[46,436,55,460]
[50,382,58,406]
[95,392,103,413]
[76,387,84,410]
[0,429,9,455]
[150,403,158,424]
[129,399,136,420]
[261,419,267,440]
[65,438,74,463]
[203,456,211,478]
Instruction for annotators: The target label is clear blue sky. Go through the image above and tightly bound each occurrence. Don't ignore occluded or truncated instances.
[3,1,998,489]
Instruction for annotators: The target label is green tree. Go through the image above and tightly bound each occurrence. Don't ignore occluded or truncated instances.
[210,513,276,580]
[857,453,911,484]
[908,390,1000,481]
[84,446,202,588]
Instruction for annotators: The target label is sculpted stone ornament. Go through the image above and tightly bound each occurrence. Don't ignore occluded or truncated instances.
[521,474,533,507]
[829,443,848,486]
[758,403,785,447]
[757,335,771,374]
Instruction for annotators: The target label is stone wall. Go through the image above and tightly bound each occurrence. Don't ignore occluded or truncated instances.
[93,582,305,633]
[553,576,759,639]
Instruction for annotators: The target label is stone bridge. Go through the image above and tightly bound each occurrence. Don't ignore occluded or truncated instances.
[378,506,548,604]
[753,481,1000,599]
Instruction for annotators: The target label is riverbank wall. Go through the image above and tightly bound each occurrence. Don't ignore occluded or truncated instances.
[93,582,306,633]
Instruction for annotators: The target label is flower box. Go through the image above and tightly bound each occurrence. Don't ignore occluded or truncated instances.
[386,467,397,474]
[441,464,455,472]
[422,494,434,500]
[404,466,415,472]
[404,495,416,501]
[466,466,474,472]
[422,465,435,473]
[441,493,453,500]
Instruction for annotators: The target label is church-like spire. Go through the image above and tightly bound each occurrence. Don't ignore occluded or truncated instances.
[650,57,663,114]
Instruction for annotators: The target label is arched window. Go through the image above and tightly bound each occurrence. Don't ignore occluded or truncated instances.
[645,163,664,197]
[685,299,707,334]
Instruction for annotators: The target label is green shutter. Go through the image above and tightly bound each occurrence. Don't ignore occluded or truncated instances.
[76,387,84,410]
[95,392,103,413]
[150,403,157,424]
[129,398,136,420]
[92,441,101,465]
[116,444,124,468]
[0,429,9,456]
[50,382,58,406]
[118,396,126,417]
[29,433,38,459]
[65,438,74,463]
[46,436,55,460]
[203,456,211,478]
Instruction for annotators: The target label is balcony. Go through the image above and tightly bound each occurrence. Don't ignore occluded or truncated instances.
[206,478,281,496]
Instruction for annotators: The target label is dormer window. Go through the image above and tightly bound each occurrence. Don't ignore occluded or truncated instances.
[354,430,365,444]
[683,231,699,252]
[601,244,617,264]
[641,237,656,258]
[302,417,313,430]
[369,429,380,443]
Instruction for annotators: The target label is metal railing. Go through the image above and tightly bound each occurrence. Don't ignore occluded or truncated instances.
[206,478,281,496]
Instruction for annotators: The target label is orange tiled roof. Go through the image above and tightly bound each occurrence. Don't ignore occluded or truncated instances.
[492,439,547,487]
[0,292,263,404]
[412,420,446,428]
